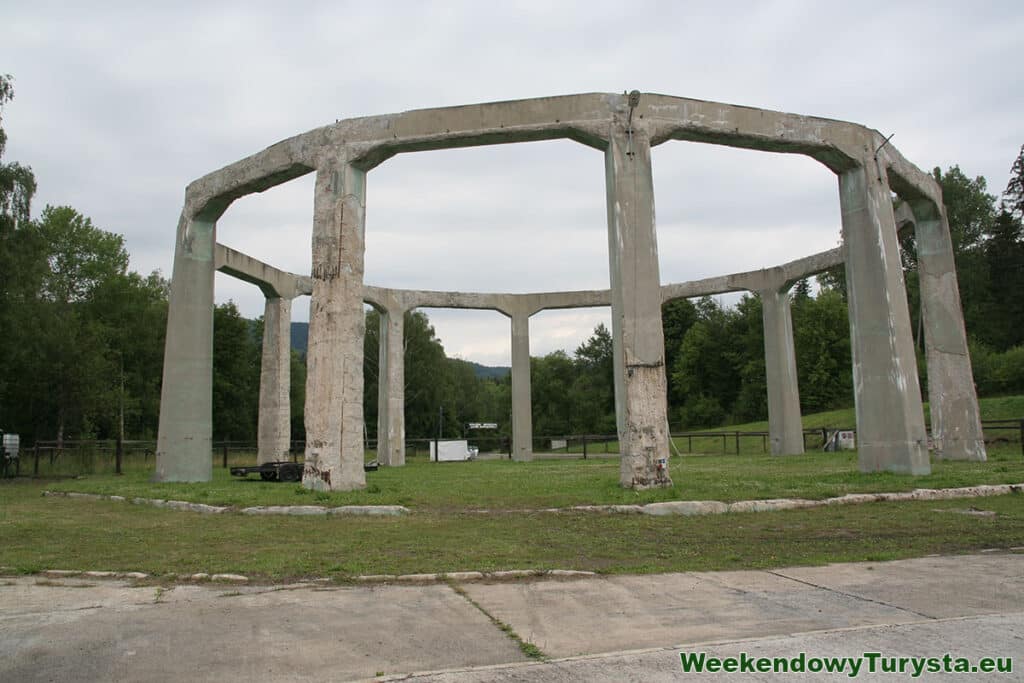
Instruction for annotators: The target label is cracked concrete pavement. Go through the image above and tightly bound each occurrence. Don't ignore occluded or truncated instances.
[1,552,1021,681]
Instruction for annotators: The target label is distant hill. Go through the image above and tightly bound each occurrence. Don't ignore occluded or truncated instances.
[289,322,510,379]
[468,362,510,379]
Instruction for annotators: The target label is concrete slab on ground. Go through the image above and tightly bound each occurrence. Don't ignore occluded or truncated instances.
[1,552,1021,682]
[459,569,922,658]
[0,580,526,682]
[387,612,1024,682]
[773,553,1024,619]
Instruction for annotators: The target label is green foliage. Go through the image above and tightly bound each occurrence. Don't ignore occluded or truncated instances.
[792,287,853,413]
[1003,144,1024,221]
[970,342,1024,396]
[211,302,260,440]
[670,295,767,427]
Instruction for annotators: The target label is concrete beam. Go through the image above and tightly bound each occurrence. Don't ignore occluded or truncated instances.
[302,159,367,491]
[257,297,292,464]
[908,200,986,461]
[180,93,938,238]
[376,306,406,467]
[509,307,533,462]
[840,165,929,475]
[215,244,311,298]
[661,247,843,303]
[155,212,215,482]
[605,121,671,489]
[759,287,805,455]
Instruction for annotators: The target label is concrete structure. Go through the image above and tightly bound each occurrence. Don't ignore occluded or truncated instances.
[896,202,986,461]
[159,92,984,488]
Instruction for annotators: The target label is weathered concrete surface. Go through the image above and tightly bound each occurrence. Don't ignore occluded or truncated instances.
[462,552,1024,661]
[760,287,804,455]
[509,308,533,461]
[660,247,843,304]
[839,166,929,475]
[0,580,526,682]
[388,613,1024,682]
[154,212,216,482]
[909,199,986,461]
[215,243,310,299]
[775,552,1024,619]
[4,553,1021,682]
[605,120,671,489]
[257,296,292,464]
[302,160,367,491]
[377,306,406,467]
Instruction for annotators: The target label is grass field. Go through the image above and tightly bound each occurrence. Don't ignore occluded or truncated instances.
[1,398,1021,581]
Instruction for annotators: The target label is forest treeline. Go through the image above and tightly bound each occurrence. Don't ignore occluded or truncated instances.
[2,74,1023,443]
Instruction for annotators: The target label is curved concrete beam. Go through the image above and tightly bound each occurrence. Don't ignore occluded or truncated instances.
[216,241,846,312]
[181,93,936,228]
[660,247,843,302]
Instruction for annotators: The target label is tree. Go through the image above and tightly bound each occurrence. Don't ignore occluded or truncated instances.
[982,207,1024,350]
[212,301,260,441]
[0,75,36,236]
[661,299,698,408]
[0,74,39,423]
[12,207,132,442]
[1004,144,1024,221]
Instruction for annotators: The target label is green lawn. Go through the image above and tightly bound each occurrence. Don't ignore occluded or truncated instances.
[39,444,1024,511]
[2,398,1021,581]
[1,478,1021,580]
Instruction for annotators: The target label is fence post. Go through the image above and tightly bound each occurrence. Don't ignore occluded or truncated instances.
[222,444,228,469]
[1020,420,1023,458]
[34,444,40,477]
[721,434,726,454]
[115,435,123,475]
[582,436,587,460]
[735,431,740,455]
[506,436,512,460]
[688,435,692,453]
[821,428,828,449]
[762,434,767,453]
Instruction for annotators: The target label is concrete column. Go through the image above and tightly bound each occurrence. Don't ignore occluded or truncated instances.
[257,296,292,465]
[510,309,533,461]
[911,199,987,461]
[376,307,406,467]
[302,159,367,491]
[760,287,804,455]
[839,165,929,474]
[155,211,216,482]
[604,122,671,489]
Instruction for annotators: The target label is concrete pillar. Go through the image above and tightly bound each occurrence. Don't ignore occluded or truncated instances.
[910,199,987,461]
[839,165,929,474]
[155,212,216,482]
[257,296,292,464]
[510,309,533,461]
[604,122,672,489]
[302,159,367,491]
[760,287,804,455]
[377,307,406,467]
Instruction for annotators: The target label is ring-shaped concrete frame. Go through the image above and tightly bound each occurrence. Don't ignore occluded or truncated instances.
[156,92,985,491]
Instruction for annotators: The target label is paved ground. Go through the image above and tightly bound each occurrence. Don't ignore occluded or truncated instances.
[1,552,1021,682]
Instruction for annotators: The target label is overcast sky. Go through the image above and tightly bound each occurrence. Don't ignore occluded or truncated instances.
[4,1,1022,366]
